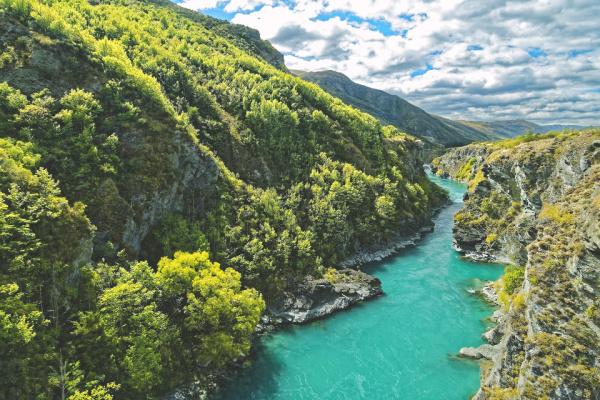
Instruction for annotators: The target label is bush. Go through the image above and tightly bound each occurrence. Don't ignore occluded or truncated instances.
[486,233,498,245]
[503,265,525,295]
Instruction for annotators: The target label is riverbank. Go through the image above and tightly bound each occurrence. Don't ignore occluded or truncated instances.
[163,195,453,400]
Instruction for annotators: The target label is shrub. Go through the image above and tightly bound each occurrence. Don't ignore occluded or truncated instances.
[456,157,478,181]
[468,168,485,191]
[504,265,526,295]
[486,233,498,245]
[539,203,574,226]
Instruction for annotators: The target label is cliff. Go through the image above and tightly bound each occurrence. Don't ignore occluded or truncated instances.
[433,129,600,399]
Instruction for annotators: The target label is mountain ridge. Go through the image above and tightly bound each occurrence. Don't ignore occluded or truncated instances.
[291,69,494,146]
[292,69,593,147]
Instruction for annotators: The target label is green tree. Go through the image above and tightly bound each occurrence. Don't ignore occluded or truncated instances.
[154,214,210,258]
[157,251,265,366]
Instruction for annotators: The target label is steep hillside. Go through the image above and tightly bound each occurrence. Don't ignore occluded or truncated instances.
[0,0,447,398]
[147,0,288,72]
[432,129,600,399]
[291,70,501,147]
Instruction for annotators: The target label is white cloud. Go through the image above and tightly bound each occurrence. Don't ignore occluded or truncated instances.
[224,0,275,12]
[179,0,223,11]
[186,0,600,125]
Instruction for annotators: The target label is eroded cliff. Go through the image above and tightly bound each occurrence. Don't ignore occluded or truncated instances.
[433,129,600,399]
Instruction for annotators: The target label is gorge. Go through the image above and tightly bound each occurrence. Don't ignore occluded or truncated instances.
[1,0,599,398]
[207,172,505,400]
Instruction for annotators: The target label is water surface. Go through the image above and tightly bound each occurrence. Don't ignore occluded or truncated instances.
[214,172,503,400]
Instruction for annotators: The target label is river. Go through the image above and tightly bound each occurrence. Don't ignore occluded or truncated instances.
[213,171,504,400]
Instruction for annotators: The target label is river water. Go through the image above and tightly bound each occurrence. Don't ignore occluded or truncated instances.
[214,172,504,400]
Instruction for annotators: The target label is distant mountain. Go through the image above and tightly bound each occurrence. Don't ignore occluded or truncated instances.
[539,124,592,133]
[451,120,592,138]
[292,70,592,146]
[290,70,502,146]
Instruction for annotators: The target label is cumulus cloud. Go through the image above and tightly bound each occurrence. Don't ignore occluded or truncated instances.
[182,0,600,125]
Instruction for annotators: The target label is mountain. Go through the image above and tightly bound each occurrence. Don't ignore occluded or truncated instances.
[292,70,593,147]
[0,0,447,397]
[451,119,592,138]
[291,70,505,146]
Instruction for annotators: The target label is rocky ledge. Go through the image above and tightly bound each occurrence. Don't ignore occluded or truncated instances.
[458,344,501,360]
[265,269,382,324]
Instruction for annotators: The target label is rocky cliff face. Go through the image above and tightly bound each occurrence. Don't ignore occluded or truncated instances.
[430,143,491,181]
[433,129,600,399]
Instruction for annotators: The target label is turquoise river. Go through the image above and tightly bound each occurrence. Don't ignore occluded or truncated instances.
[214,171,504,400]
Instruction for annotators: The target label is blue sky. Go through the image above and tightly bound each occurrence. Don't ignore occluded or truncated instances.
[175,0,600,125]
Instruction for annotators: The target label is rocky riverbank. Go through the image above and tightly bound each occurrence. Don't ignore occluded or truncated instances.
[264,269,382,325]
[262,212,447,327]
[338,223,435,268]
[263,197,451,327]
[434,129,600,399]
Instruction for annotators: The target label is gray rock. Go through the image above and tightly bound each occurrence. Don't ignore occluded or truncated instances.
[458,344,500,360]
[121,131,219,257]
[481,283,499,306]
[482,325,503,345]
[267,269,382,324]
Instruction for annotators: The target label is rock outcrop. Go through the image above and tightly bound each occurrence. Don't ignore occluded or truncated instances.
[266,269,382,324]
[430,143,491,181]
[433,129,600,399]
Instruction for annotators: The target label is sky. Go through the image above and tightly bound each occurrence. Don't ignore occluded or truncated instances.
[175,0,600,125]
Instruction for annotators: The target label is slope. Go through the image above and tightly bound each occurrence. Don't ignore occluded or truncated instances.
[0,0,447,397]
[432,128,600,398]
[292,70,593,147]
[452,119,592,138]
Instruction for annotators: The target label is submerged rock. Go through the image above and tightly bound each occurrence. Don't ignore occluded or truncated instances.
[267,269,382,324]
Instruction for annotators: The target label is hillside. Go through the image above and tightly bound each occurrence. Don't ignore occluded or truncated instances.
[0,0,448,398]
[431,128,600,398]
[291,70,502,147]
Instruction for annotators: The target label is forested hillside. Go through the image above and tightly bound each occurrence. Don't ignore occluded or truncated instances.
[0,0,447,398]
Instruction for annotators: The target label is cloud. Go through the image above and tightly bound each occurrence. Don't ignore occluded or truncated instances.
[223,0,275,12]
[178,0,222,11]
[182,0,600,125]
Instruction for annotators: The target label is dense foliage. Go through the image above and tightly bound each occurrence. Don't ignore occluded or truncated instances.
[0,137,264,398]
[0,0,447,397]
